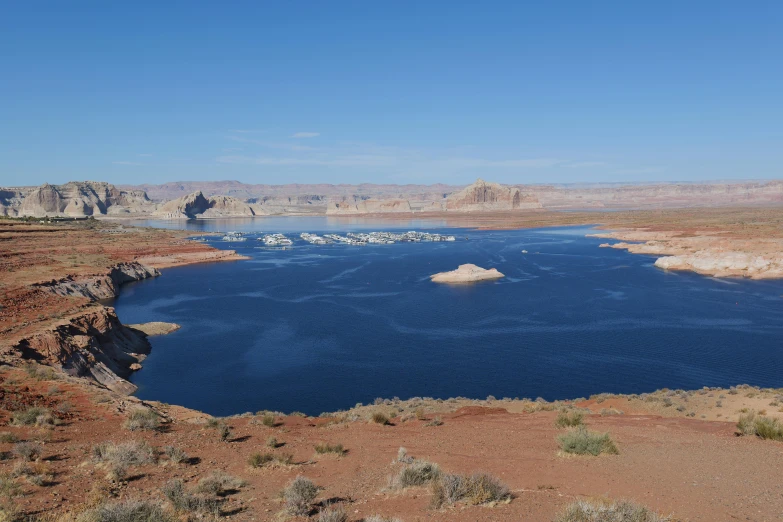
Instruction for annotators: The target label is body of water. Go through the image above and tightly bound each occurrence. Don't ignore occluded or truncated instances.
[111,220,783,416]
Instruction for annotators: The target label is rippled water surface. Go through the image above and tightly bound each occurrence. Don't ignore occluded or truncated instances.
[112,219,783,415]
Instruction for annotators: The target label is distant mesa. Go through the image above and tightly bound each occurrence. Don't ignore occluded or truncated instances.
[430,263,505,284]
[152,191,257,219]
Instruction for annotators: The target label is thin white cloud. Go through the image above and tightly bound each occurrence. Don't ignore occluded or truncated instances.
[112,161,143,166]
[290,132,320,138]
[137,153,153,157]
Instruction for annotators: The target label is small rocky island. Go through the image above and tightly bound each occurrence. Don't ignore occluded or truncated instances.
[430,263,505,284]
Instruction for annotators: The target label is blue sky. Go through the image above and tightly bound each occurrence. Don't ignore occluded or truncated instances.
[2,2,782,186]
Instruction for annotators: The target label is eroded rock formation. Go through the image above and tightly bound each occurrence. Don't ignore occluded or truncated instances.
[431,263,505,283]
[152,191,256,219]
[446,179,542,211]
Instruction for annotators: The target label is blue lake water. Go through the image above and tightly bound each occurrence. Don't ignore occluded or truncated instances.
[112,219,783,416]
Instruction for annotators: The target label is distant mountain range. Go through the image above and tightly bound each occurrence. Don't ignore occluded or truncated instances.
[2,178,782,218]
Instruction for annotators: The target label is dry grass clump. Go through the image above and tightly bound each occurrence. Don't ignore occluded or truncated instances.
[162,479,220,516]
[266,436,280,448]
[247,452,293,468]
[92,441,154,481]
[371,412,390,425]
[431,472,510,508]
[12,441,42,461]
[737,411,783,441]
[314,442,345,455]
[195,471,246,496]
[317,504,347,522]
[424,417,443,427]
[364,516,402,522]
[558,427,619,456]
[390,460,441,489]
[123,408,160,432]
[554,499,671,522]
[10,406,55,427]
[282,476,319,516]
[0,433,18,444]
[76,499,176,522]
[261,413,277,427]
[555,410,585,428]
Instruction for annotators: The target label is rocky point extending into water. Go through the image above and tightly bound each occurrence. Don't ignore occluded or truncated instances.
[430,263,504,283]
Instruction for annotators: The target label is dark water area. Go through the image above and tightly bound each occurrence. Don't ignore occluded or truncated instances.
[112,219,783,416]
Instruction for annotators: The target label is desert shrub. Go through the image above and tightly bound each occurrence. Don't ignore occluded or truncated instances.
[92,441,154,480]
[314,442,345,455]
[424,417,443,427]
[195,471,245,496]
[391,460,441,489]
[554,499,671,522]
[557,427,619,456]
[737,411,783,441]
[12,441,42,462]
[10,407,54,427]
[75,499,176,522]
[205,417,222,428]
[317,504,347,522]
[283,476,318,516]
[23,363,57,381]
[431,472,510,508]
[555,410,584,428]
[123,408,160,432]
[12,461,52,486]
[0,433,18,444]
[266,436,279,448]
[261,413,276,427]
[371,412,390,425]
[364,516,402,522]
[217,423,232,441]
[162,479,219,516]
[163,446,188,464]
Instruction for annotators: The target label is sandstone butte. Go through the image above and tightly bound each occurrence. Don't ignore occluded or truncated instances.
[431,263,505,283]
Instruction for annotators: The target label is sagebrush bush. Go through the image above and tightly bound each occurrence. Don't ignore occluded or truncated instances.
[12,461,52,487]
[162,479,220,516]
[391,460,441,489]
[261,413,276,427]
[92,441,154,480]
[123,408,160,432]
[76,499,176,522]
[282,476,318,516]
[555,410,584,428]
[364,516,402,522]
[557,427,619,456]
[195,471,245,496]
[163,446,188,464]
[737,411,783,441]
[554,499,671,522]
[431,472,510,508]
[314,442,345,455]
[266,436,279,448]
[12,441,42,462]
[10,407,54,427]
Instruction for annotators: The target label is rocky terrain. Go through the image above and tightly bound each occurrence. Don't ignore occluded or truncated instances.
[431,263,505,283]
[4,178,783,218]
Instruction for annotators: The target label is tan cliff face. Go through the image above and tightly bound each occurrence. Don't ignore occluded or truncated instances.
[14,181,154,218]
[446,178,542,211]
[151,191,256,219]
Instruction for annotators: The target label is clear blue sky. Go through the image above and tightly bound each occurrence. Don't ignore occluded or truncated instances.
[2,1,782,186]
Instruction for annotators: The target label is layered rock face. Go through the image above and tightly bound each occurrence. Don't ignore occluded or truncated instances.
[152,191,256,219]
[32,263,160,301]
[446,179,542,211]
[15,181,153,217]
[11,308,150,394]
[326,197,413,214]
